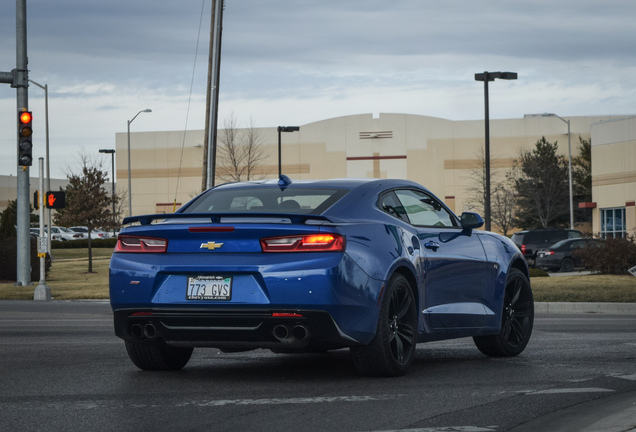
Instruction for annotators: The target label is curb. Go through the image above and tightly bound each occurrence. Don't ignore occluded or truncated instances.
[535,302,636,314]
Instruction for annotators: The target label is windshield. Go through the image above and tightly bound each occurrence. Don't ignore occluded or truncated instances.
[182,187,349,215]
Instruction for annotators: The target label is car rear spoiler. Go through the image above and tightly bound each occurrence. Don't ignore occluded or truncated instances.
[123,212,340,226]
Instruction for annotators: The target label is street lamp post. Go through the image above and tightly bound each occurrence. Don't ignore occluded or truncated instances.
[543,113,574,229]
[474,71,518,231]
[277,126,300,177]
[28,80,52,254]
[99,149,116,235]
[127,109,151,217]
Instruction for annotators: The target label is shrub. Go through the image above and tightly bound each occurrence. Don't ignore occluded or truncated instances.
[529,268,549,278]
[52,238,117,249]
[574,235,636,274]
[0,236,51,281]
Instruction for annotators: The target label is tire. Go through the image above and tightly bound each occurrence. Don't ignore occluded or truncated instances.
[473,268,534,357]
[559,258,574,273]
[351,274,417,376]
[125,341,193,371]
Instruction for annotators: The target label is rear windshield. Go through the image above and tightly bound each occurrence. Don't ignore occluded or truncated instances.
[182,187,349,215]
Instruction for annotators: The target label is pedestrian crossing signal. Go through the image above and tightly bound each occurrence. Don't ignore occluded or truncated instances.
[45,191,65,209]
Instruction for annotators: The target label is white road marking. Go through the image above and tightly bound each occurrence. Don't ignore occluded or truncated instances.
[610,373,636,381]
[176,394,399,407]
[526,388,614,395]
[365,427,497,432]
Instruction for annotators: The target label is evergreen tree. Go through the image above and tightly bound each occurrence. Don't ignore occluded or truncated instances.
[572,136,592,223]
[511,137,570,228]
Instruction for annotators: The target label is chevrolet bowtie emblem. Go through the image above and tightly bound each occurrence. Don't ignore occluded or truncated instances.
[200,241,223,250]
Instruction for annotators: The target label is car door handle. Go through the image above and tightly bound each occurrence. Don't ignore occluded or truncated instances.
[424,241,440,251]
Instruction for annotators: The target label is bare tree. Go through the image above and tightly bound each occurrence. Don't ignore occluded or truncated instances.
[55,153,115,273]
[463,148,516,234]
[216,114,267,183]
[490,185,517,236]
[463,149,489,217]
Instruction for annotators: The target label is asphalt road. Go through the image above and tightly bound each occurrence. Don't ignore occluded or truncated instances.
[1,301,635,432]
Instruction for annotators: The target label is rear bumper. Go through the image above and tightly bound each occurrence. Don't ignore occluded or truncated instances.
[535,256,560,269]
[113,307,361,352]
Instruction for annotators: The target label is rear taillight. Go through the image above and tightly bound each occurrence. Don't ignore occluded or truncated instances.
[544,251,555,256]
[260,233,345,252]
[115,235,168,253]
[521,244,527,254]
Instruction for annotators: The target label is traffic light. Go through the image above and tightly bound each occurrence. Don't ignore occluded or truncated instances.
[18,110,33,166]
[45,191,66,209]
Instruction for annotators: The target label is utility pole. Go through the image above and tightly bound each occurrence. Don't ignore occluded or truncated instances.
[204,0,224,190]
[0,1,31,286]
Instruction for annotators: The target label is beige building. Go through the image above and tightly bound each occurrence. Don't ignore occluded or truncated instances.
[0,175,69,214]
[3,113,631,236]
[590,116,636,238]
[115,113,623,235]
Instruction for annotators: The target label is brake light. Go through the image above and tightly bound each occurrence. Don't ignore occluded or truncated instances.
[521,244,527,254]
[260,233,345,252]
[115,235,168,253]
[188,227,235,233]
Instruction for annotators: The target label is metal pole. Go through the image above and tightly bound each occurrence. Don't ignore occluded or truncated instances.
[566,120,573,229]
[127,119,132,217]
[126,109,151,217]
[34,157,50,300]
[111,151,116,233]
[29,80,51,254]
[207,0,223,189]
[16,0,31,285]
[544,114,574,229]
[277,127,282,178]
[483,74,491,232]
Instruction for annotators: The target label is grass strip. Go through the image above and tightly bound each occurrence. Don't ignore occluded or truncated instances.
[1,249,635,302]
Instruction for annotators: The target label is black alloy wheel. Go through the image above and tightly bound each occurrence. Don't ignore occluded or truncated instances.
[473,268,534,357]
[351,273,417,376]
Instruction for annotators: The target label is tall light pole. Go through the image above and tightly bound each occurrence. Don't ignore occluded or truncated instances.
[29,79,51,253]
[127,109,151,217]
[277,126,300,177]
[99,149,116,235]
[543,113,574,229]
[474,71,517,231]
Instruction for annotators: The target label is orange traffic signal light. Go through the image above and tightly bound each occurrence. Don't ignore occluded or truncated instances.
[18,110,33,166]
[20,111,33,125]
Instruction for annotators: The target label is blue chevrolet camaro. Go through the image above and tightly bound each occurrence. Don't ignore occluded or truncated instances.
[110,176,534,376]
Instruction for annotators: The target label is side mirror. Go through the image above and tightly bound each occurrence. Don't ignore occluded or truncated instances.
[461,212,484,230]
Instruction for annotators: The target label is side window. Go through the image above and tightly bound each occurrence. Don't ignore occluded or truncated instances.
[394,189,456,228]
[379,192,408,222]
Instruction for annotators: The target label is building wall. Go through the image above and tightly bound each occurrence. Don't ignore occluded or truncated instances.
[114,113,613,232]
[0,175,70,214]
[591,116,636,236]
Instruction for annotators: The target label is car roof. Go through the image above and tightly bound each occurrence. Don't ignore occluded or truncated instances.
[211,178,422,191]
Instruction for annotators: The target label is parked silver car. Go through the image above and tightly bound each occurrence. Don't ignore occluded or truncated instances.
[69,226,112,239]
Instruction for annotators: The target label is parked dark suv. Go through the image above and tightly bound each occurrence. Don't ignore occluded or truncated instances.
[511,229,583,266]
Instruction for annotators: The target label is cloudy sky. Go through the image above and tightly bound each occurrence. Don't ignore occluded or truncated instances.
[1,0,635,179]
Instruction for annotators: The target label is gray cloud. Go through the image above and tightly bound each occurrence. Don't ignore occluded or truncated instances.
[1,0,635,178]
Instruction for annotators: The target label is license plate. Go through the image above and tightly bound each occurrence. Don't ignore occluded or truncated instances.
[186,276,232,301]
